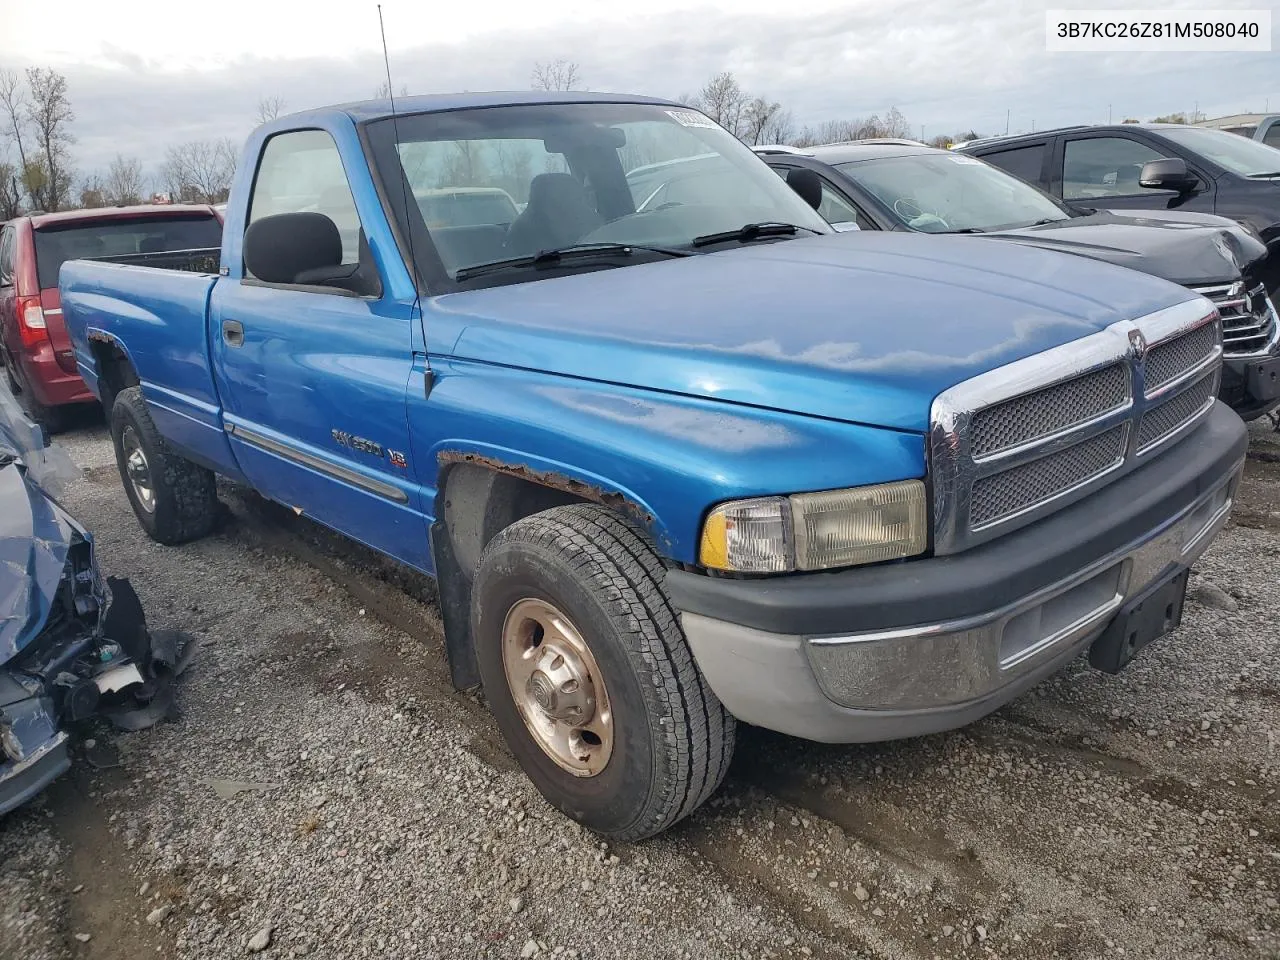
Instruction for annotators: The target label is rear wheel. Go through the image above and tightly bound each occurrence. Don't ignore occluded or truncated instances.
[471,503,735,841]
[5,356,67,434]
[110,386,218,544]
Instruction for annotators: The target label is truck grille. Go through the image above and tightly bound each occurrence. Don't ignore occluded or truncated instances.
[969,363,1128,458]
[970,424,1128,527]
[1191,282,1278,358]
[930,301,1222,553]
[1137,370,1218,452]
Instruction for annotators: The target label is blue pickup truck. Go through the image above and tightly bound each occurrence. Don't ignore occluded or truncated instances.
[61,93,1247,840]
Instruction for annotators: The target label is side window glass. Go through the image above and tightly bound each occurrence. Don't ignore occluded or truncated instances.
[0,229,11,285]
[1062,137,1164,200]
[1263,125,1280,149]
[981,145,1045,185]
[247,130,364,270]
[817,183,861,228]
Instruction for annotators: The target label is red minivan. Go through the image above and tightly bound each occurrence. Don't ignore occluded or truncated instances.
[0,206,222,429]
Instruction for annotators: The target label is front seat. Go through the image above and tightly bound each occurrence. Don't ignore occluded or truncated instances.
[505,173,603,256]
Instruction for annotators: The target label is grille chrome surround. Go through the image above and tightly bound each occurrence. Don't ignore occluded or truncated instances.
[1191,282,1279,359]
[930,299,1222,555]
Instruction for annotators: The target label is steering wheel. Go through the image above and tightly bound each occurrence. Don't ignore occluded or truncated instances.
[893,196,934,221]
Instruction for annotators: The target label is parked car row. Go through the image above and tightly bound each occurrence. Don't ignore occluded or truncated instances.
[56,92,1259,839]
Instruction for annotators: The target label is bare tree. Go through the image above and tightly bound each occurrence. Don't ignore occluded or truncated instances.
[375,81,410,99]
[761,108,795,146]
[0,70,32,209]
[441,140,487,187]
[79,173,106,209]
[256,96,286,125]
[0,159,21,220]
[695,72,748,138]
[530,59,582,92]
[742,97,783,145]
[25,67,75,210]
[162,138,238,204]
[105,154,145,205]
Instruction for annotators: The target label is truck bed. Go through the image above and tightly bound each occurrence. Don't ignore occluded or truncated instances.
[60,259,241,478]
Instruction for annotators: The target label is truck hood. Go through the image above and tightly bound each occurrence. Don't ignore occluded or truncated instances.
[981,210,1267,287]
[439,233,1199,432]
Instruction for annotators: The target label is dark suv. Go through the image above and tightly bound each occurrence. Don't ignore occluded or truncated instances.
[956,124,1280,300]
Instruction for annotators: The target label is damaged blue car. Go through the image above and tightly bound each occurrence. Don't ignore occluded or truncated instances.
[0,390,188,816]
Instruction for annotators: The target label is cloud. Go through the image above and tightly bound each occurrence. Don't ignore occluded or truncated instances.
[1,0,1275,181]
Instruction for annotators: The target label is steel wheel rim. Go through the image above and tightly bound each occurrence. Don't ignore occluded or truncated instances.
[501,598,614,777]
[121,426,155,513]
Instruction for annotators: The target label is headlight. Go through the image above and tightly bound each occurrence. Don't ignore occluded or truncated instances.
[698,480,928,573]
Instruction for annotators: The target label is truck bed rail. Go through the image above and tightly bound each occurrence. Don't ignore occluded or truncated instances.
[84,247,221,275]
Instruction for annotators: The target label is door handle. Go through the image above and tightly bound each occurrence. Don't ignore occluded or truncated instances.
[222,319,244,347]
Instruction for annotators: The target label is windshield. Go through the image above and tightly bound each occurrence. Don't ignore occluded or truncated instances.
[366,102,829,282]
[1158,126,1280,176]
[835,153,1069,232]
[33,215,222,290]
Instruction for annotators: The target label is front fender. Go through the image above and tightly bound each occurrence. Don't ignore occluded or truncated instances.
[413,359,927,563]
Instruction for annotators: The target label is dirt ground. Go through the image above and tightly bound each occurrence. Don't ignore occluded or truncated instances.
[1,411,1277,960]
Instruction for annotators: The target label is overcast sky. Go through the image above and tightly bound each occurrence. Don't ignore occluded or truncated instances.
[0,0,1277,180]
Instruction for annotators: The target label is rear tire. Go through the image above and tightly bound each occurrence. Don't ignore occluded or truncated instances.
[471,503,735,841]
[110,386,218,544]
[6,357,67,434]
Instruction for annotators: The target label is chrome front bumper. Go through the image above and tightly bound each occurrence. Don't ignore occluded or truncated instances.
[805,464,1239,711]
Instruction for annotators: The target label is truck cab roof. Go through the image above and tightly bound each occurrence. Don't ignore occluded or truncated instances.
[266,91,683,129]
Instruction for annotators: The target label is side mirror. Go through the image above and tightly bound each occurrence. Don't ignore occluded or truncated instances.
[1139,157,1196,193]
[244,212,344,285]
[785,168,824,212]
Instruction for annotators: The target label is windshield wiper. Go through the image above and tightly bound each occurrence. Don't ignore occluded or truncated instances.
[1246,171,1280,178]
[937,227,986,234]
[454,242,690,282]
[691,222,819,247]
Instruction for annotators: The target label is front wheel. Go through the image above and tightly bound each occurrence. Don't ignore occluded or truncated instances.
[110,386,219,544]
[471,504,735,841]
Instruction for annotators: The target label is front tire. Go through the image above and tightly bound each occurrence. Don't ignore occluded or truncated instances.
[110,386,218,544]
[471,504,735,841]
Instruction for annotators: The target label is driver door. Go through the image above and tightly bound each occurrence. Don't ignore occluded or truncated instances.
[209,127,429,570]
[1056,134,1214,213]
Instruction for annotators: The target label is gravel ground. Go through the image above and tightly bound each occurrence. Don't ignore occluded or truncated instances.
[1,409,1277,960]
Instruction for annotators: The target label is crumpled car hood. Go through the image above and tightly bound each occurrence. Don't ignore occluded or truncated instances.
[0,461,79,663]
[0,391,86,665]
[984,210,1268,287]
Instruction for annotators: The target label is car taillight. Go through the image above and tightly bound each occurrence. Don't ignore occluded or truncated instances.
[16,295,50,348]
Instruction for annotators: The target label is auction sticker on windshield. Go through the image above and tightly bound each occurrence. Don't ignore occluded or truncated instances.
[666,109,720,129]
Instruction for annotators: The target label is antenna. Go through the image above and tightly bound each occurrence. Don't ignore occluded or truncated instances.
[377,4,432,396]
